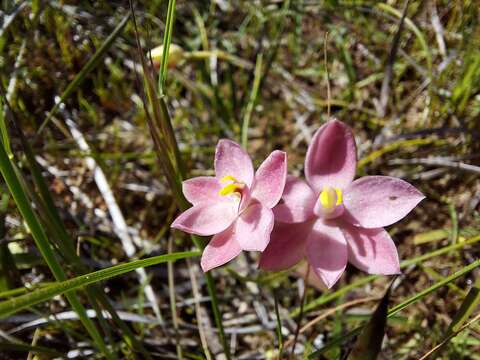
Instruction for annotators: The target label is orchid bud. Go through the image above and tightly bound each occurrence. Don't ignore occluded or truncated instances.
[148,43,185,69]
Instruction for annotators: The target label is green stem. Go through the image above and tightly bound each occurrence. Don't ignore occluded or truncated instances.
[158,0,177,94]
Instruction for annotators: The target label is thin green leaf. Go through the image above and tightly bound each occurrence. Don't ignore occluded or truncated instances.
[37,13,130,135]
[241,52,263,148]
[427,280,480,358]
[307,259,480,358]
[295,235,480,317]
[448,280,480,334]
[6,102,153,359]
[158,0,177,94]
[0,138,113,358]
[0,251,199,318]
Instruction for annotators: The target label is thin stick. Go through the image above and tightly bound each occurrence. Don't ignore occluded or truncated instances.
[290,266,310,359]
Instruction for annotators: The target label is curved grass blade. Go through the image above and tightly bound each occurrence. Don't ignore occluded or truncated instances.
[306,259,480,358]
[447,280,480,334]
[37,13,130,135]
[294,234,480,317]
[428,279,480,358]
[0,128,114,358]
[2,89,153,359]
[0,251,199,318]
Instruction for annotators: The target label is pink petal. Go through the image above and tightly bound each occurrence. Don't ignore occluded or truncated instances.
[214,139,254,187]
[238,184,252,212]
[183,176,223,205]
[306,220,348,288]
[343,176,425,228]
[171,202,238,236]
[273,176,316,223]
[341,223,400,275]
[201,226,242,271]
[251,151,287,208]
[305,120,357,192]
[259,221,313,271]
[235,202,274,251]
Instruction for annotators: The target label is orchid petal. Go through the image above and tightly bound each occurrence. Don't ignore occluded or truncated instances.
[341,223,400,275]
[201,226,242,271]
[215,139,254,187]
[182,176,223,205]
[171,202,237,236]
[305,120,357,192]
[235,202,274,251]
[306,220,348,288]
[251,151,287,208]
[343,176,425,228]
[273,176,316,223]
[259,221,312,271]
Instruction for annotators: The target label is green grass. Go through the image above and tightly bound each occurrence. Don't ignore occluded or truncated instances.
[0,0,479,358]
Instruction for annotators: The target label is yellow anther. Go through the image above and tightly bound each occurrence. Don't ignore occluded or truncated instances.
[335,188,343,206]
[219,183,242,196]
[319,186,343,210]
[220,175,238,183]
[219,175,244,197]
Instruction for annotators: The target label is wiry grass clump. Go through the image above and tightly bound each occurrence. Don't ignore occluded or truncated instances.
[0,0,479,359]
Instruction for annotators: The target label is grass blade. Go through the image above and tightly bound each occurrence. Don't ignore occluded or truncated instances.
[307,259,480,358]
[0,135,114,358]
[4,66,160,356]
[241,52,263,149]
[427,279,480,358]
[448,280,480,334]
[2,83,154,358]
[37,13,130,135]
[158,0,177,94]
[295,235,480,317]
[0,251,199,318]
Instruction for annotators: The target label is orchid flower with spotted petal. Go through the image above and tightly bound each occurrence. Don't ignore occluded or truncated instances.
[260,120,425,288]
[172,139,287,272]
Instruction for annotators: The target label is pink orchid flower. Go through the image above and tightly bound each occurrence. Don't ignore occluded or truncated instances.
[172,139,287,272]
[259,120,424,288]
